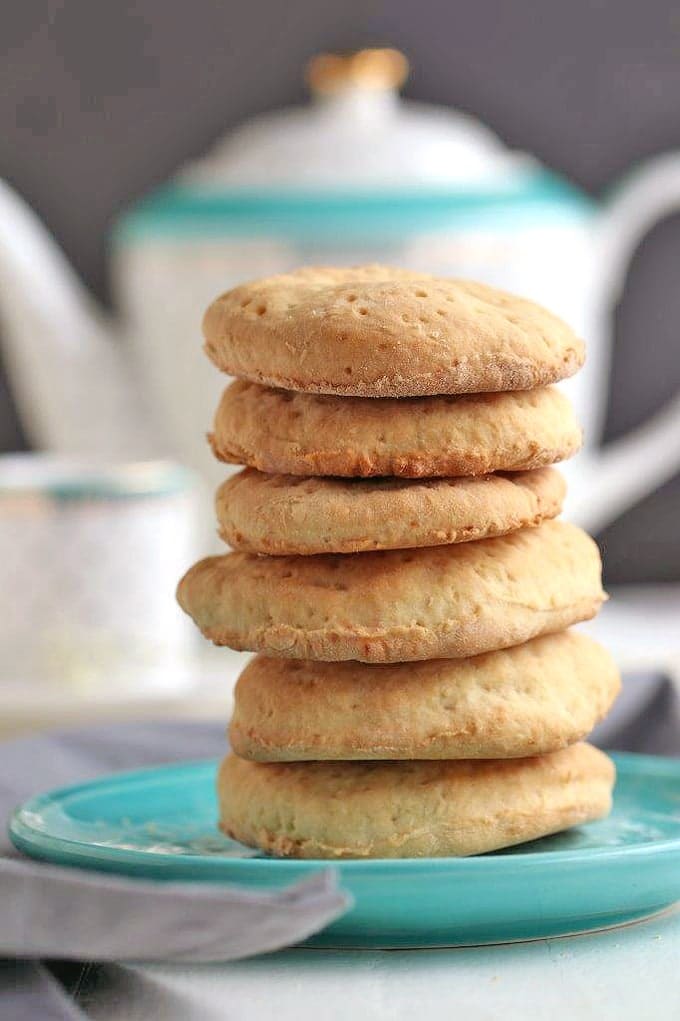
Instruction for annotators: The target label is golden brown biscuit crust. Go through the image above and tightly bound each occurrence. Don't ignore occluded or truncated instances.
[210,382,582,478]
[229,632,620,761]
[203,266,584,397]
[218,743,615,858]
[176,520,605,663]
[216,467,565,555]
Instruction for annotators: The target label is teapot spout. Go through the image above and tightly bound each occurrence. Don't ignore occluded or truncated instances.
[0,179,159,457]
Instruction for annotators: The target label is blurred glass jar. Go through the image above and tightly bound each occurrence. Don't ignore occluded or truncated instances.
[0,455,199,694]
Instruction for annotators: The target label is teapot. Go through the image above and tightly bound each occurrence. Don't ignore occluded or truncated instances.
[1,48,680,534]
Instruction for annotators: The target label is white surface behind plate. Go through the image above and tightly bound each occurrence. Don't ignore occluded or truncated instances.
[76,904,680,1021]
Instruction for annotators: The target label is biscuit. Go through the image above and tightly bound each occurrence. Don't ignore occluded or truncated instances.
[229,632,620,761]
[218,743,615,858]
[203,266,584,397]
[177,520,605,663]
[210,382,581,478]
[216,467,565,555]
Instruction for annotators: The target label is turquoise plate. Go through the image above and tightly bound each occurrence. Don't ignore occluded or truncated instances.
[10,752,680,948]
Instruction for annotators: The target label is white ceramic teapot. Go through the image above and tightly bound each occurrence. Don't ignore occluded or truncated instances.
[1,48,680,533]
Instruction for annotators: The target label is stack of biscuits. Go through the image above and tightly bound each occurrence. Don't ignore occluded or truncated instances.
[178,266,619,859]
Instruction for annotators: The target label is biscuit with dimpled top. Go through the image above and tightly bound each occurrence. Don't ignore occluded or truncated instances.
[203,265,584,397]
[176,520,605,663]
[229,631,620,761]
[209,382,581,478]
[215,466,565,555]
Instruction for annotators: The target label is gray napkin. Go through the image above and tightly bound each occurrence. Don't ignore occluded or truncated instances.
[592,672,680,756]
[0,859,347,962]
[0,722,348,976]
[0,721,350,1020]
[2,961,86,1021]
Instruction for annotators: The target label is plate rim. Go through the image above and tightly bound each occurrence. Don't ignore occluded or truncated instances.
[9,750,680,874]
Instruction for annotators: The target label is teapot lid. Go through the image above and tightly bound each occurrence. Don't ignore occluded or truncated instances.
[180,49,533,190]
[116,50,592,242]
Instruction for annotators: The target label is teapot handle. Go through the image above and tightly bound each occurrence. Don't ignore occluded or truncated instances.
[571,154,680,534]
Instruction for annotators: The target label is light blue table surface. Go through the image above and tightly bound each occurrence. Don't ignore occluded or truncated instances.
[73,903,680,1021]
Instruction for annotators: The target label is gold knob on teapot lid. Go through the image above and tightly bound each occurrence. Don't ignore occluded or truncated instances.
[306,49,409,95]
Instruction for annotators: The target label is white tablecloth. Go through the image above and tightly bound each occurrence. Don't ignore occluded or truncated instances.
[72,905,680,1021]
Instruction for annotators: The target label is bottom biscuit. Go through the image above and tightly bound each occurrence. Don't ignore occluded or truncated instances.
[218,743,614,859]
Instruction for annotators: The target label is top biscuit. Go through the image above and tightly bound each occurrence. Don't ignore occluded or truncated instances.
[203,265,584,397]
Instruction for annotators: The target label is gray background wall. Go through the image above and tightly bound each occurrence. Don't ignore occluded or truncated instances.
[1,0,680,583]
